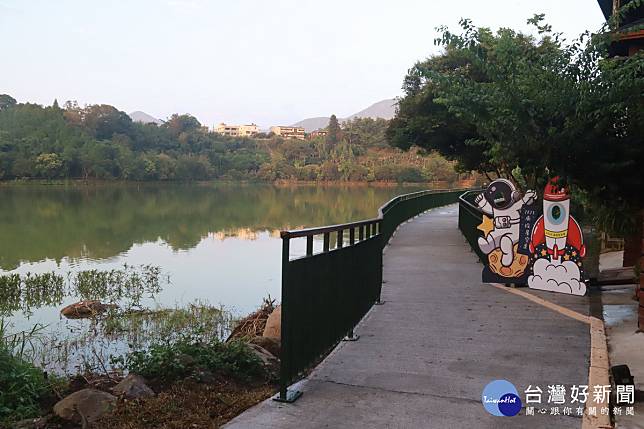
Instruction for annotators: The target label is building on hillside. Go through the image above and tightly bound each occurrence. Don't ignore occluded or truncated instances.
[309,129,328,139]
[214,123,259,137]
[269,126,305,140]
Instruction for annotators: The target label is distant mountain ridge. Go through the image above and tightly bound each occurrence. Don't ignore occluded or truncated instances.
[129,111,163,125]
[291,117,331,133]
[292,98,397,132]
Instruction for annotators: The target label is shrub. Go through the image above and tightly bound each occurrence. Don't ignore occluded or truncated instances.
[117,338,265,384]
[395,166,424,183]
[373,165,425,182]
[175,154,212,180]
[0,346,50,425]
[373,165,396,181]
[295,164,320,181]
[345,164,368,181]
[318,161,340,181]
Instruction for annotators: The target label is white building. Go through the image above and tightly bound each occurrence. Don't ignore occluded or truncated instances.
[214,123,259,137]
[269,125,305,140]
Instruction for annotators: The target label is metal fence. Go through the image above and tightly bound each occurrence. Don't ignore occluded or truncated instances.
[276,188,465,402]
[457,190,486,263]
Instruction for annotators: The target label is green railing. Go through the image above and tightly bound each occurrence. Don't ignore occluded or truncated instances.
[275,188,465,402]
[458,190,486,263]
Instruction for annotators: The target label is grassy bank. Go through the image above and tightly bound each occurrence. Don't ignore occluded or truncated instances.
[0,299,278,429]
[0,341,59,425]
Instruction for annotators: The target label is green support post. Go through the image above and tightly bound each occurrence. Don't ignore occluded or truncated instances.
[273,236,302,403]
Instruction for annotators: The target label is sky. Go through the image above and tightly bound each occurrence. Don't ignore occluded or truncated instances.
[1,0,606,128]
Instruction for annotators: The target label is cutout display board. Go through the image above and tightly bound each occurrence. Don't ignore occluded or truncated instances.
[475,177,586,295]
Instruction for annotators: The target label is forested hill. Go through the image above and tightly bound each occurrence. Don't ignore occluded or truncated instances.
[0,95,468,184]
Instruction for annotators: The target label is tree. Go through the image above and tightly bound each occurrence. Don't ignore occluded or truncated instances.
[318,161,340,181]
[0,96,458,185]
[61,101,81,128]
[343,117,389,148]
[389,13,644,253]
[164,114,201,137]
[156,154,177,180]
[82,104,133,140]
[279,140,315,166]
[326,114,341,148]
[175,154,212,180]
[386,47,492,175]
[0,94,16,111]
[35,153,64,179]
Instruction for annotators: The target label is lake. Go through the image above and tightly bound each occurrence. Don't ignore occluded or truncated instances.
[0,182,427,373]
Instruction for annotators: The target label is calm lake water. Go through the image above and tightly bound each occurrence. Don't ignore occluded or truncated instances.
[0,182,427,373]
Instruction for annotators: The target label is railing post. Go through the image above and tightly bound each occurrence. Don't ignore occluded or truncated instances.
[343,326,360,341]
[273,236,302,403]
[306,235,313,256]
[375,220,385,305]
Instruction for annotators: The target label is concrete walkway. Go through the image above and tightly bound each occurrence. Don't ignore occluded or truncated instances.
[226,204,591,428]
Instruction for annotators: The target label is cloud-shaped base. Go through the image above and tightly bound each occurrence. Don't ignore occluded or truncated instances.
[528,257,586,296]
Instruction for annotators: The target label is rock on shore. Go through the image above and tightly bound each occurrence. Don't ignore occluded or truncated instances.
[60,300,116,319]
[112,374,155,399]
[53,388,116,424]
[262,305,281,339]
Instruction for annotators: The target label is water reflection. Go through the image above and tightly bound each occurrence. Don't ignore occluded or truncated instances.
[0,272,65,317]
[0,265,165,317]
[10,300,233,375]
[0,183,429,373]
[0,183,424,270]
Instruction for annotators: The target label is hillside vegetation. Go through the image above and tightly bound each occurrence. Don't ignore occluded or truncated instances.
[0,96,470,184]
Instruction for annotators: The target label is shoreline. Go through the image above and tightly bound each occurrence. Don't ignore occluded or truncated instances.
[0,178,476,189]
[0,299,280,428]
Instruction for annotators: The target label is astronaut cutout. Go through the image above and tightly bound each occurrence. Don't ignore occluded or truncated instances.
[475,179,536,267]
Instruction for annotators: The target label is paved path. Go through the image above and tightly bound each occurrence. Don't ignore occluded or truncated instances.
[226,204,591,428]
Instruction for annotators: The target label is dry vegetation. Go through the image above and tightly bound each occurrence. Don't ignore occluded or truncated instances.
[98,378,275,429]
[226,297,275,341]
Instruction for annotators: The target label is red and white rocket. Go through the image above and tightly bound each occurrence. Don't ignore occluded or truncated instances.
[529,177,585,260]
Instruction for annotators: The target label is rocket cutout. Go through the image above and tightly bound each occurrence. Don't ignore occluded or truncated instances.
[527,177,586,295]
[529,177,585,260]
